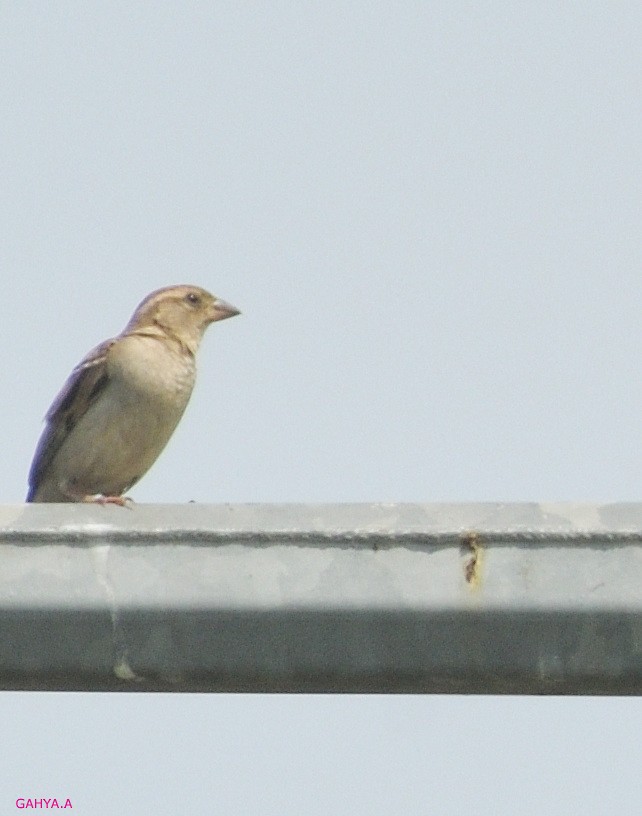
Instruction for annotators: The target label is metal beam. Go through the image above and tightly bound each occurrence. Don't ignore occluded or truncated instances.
[1,503,641,693]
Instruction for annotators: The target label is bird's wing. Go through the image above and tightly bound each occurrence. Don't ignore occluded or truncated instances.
[27,339,116,500]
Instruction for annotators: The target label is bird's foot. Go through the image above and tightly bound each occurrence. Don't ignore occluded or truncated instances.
[81,494,134,508]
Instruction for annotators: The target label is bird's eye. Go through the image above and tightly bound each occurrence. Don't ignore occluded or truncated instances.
[185,292,200,306]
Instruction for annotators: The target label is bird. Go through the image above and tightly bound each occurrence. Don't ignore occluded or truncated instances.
[27,284,240,503]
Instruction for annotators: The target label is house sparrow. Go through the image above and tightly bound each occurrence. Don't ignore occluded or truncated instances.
[27,285,239,503]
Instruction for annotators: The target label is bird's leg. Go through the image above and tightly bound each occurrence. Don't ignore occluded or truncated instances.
[94,495,134,507]
[73,492,134,507]
[62,480,134,506]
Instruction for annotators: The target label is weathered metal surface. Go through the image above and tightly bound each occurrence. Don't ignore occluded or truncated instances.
[0,503,641,693]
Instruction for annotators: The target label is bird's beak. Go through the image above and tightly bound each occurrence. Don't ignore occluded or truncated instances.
[210,298,241,322]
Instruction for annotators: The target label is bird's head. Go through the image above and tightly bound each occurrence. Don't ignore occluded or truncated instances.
[125,285,240,354]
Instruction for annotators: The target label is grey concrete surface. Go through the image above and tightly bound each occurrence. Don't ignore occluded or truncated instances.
[1,503,641,693]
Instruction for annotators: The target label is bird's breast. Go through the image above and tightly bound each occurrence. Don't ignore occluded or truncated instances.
[107,334,196,408]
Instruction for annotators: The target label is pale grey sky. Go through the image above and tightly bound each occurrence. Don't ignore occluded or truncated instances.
[1,2,642,813]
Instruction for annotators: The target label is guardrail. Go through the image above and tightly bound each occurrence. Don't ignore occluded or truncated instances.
[1,503,641,693]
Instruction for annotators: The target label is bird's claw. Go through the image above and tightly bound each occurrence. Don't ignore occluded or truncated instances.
[82,494,134,508]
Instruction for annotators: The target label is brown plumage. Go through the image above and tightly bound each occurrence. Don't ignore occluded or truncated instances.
[27,285,239,503]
